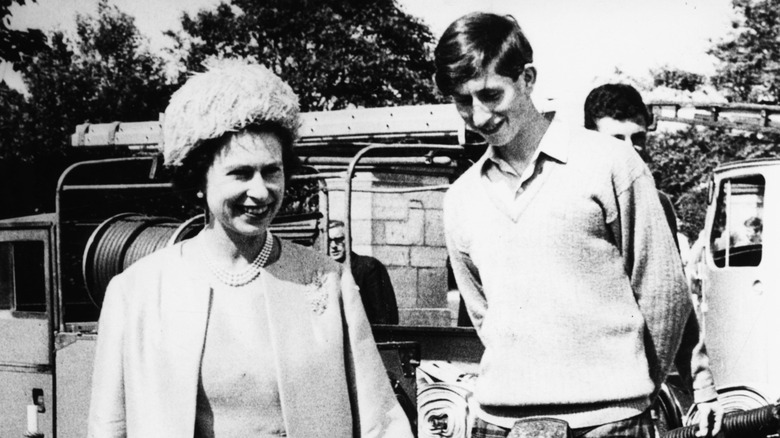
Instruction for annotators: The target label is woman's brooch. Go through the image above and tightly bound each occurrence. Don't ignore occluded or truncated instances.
[305,270,330,315]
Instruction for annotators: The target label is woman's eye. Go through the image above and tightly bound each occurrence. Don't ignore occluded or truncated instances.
[229,168,253,179]
[263,166,282,178]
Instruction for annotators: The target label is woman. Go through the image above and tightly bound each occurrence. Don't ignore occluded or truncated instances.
[87,59,413,438]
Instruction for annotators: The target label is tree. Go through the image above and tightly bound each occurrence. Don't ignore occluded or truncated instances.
[651,68,706,93]
[10,0,170,159]
[0,0,172,218]
[167,0,441,111]
[0,0,45,64]
[708,0,780,103]
[643,4,780,238]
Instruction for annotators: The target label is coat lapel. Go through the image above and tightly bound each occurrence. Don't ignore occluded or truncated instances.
[262,243,353,437]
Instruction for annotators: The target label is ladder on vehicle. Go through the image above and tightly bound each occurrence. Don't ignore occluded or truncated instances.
[647,100,780,135]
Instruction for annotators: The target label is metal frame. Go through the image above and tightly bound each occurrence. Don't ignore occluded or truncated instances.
[647,101,780,134]
[340,143,463,267]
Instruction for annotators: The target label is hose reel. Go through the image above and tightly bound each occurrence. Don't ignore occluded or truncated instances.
[82,212,204,306]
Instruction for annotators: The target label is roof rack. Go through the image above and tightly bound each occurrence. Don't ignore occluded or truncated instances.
[647,101,780,134]
[70,104,468,149]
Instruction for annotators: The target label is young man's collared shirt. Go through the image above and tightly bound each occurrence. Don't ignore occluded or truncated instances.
[444,120,691,429]
[481,126,568,213]
[478,123,569,220]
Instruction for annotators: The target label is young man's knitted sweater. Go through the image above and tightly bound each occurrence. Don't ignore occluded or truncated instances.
[444,121,691,429]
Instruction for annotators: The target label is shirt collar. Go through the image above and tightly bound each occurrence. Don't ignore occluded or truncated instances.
[479,118,570,174]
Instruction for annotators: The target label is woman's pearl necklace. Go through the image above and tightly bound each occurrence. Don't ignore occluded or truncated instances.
[203,231,274,287]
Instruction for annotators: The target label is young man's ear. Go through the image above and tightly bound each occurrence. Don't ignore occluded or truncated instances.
[520,64,537,90]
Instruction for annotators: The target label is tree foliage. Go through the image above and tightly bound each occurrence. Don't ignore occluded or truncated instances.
[0,0,447,219]
[708,0,780,103]
[0,0,171,218]
[0,0,45,64]
[651,67,706,93]
[10,0,170,159]
[168,0,441,111]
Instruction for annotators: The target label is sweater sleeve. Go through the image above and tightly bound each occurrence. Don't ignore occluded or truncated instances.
[87,277,128,438]
[658,193,719,403]
[615,167,692,390]
[444,190,487,331]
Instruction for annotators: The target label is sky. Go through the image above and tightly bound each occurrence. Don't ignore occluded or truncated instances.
[3,0,737,121]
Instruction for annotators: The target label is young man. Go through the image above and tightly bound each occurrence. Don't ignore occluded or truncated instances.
[436,13,691,438]
[328,220,399,324]
[584,83,723,437]
[584,84,679,244]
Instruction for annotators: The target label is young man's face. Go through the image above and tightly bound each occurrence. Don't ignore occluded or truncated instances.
[594,116,649,160]
[451,63,536,147]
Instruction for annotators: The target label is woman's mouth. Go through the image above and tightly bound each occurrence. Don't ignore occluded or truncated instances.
[240,205,270,218]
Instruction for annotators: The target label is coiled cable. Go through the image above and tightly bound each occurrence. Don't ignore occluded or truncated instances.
[664,403,779,438]
[83,213,203,306]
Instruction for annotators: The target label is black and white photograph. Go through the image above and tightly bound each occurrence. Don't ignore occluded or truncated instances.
[1,0,778,437]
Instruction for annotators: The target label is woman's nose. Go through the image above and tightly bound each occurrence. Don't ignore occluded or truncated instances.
[246,174,271,199]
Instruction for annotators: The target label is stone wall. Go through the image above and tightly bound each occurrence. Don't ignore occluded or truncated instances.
[324,171,453,326]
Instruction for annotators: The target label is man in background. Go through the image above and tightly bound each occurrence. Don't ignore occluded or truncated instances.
[328,220,398,325]
[584,83,723,437]
[584,83,681,247]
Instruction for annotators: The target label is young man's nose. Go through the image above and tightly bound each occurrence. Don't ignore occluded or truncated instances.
[472,104,493,128]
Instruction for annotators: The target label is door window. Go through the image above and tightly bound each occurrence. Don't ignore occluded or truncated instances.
[709,174,765,268]
[0,241,47,313]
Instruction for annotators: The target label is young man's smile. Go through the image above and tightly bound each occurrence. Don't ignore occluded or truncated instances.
[452,63,537,147]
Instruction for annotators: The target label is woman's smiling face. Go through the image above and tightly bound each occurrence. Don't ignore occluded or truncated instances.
[204,130,285,239]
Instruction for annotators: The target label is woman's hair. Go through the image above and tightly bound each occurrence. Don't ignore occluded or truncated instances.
[583,83,651,130]
[434,12,534,96]
[163,58,301,203]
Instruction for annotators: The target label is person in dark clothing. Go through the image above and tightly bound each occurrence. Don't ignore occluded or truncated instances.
[328,220,399,325]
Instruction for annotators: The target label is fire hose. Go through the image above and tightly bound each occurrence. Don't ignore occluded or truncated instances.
[662,402,779,438]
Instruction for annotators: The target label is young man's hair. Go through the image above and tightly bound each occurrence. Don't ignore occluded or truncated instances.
[583,83,651,130]
[328,220,345,230]
[434,12,534,96]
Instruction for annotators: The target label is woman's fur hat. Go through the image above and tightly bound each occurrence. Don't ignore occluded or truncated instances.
[163,58,300,166]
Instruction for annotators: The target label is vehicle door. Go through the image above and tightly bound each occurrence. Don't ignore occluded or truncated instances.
[701,168,780,402]
[0,227,55,437]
